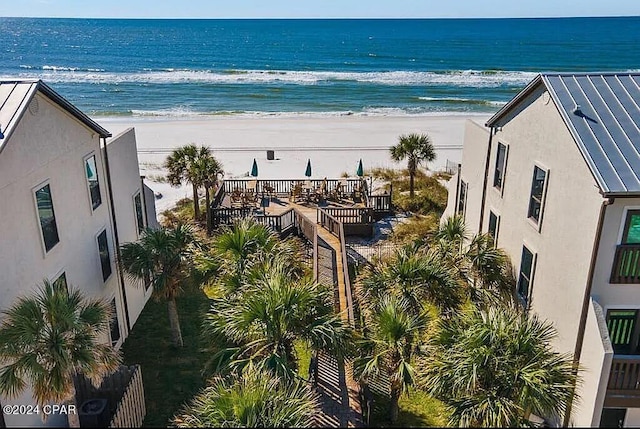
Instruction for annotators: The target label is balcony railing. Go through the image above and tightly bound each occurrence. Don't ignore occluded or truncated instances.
[606,355,640,408]
[608,355,640,392]
[611,244,640,284]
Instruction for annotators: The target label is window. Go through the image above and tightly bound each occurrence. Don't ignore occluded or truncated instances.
[493,143,507,190]
[35,184,60,252]
[134,191,145,235]
[109,298,121,347]
[457,180,468,218]
[97,230,112,281]
[527,166,547,224]
[517,246,535,306]
[606,310,640,354]
[488,211,499,242]
[622,210,640,244]
[53,272,68,292]
[85,155,102,210]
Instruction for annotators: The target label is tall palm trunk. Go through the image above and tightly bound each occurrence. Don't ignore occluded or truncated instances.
[389,383,401,423]
[192,183,200,221]
[408,158,416,198]
[167,298,184,347]
[205,184,211,233]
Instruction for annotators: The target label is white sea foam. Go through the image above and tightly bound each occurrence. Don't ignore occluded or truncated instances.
[122,108,487,119]
[418,96,507,106]
[5,68,539,87]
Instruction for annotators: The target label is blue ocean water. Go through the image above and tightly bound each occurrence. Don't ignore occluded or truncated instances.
[1,17,639,117]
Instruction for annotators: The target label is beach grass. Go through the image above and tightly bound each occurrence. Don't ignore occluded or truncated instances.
[391,213,440,243]
[121,283,210,427]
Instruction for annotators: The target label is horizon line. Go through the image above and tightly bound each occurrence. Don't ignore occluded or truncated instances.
[1,14,639,20]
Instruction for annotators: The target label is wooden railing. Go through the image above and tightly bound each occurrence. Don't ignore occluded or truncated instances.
[608,355,640,392]
[318,209,341,238]
[223,178,365,196]
[338,221,355,325]
[611,244,640,283]
[210,207,253,228]
[211,181,226,208]
[320,207,373,225]
[318,208,355,325]
[295,210,319,282]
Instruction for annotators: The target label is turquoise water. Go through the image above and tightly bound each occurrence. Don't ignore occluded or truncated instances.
[1,17,639,117]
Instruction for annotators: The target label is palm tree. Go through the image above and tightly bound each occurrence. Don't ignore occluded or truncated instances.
[165,144,211,221]
[173,365,318,428]
[421,305,577,427]
[204,264,352,380]
[0,280,121,416]
[358,242,462,315]
[120,223,198,347]
[390,133,436,198]
[354,296,431,423]
[192,153,223,231]
[430,214,514,307]
[198,219,306,296]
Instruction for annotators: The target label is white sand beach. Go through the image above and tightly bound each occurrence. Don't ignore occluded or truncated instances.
[99,114,489,213]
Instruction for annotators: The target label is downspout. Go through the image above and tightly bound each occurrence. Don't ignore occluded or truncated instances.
[102,137,132,333]
[454,163,461,215]
[562,197,613,427]
[478,127,494,232]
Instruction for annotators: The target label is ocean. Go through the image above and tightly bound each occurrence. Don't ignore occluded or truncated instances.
[1,17,639,118]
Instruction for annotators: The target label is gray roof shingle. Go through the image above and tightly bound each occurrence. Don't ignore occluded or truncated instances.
[487,72,640,196]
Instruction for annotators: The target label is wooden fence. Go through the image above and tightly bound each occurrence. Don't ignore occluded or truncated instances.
[318,207,374,237]
[75,365,145,428]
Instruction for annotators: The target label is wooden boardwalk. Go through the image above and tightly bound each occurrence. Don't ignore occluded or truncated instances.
[290,203,362,428]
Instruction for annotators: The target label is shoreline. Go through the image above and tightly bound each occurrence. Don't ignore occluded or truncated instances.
[98,114,489,213]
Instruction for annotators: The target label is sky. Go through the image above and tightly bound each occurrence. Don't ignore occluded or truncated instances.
[0,0,638,19]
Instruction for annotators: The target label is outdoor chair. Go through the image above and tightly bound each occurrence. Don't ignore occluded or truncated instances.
[230,188,243,207]
[289,182,303,203]
[243,190,259,207]
[263,182,276,198]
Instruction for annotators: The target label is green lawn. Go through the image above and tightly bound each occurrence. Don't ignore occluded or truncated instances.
[370,388,450,427]
[122,284,210,427]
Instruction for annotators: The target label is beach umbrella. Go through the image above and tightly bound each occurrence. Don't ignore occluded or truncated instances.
[356,159,364,177]
[251,158,258,177]
[305,159,312,177]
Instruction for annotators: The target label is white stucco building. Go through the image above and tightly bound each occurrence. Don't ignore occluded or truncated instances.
[443,72,640,427]
[0,80,157,427]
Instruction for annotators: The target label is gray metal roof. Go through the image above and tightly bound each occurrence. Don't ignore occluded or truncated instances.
[487,73,640,196]
[0,80,110,155]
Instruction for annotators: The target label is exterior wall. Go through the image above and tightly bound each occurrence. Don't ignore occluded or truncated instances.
[0,92,121,318]
[625,408,640,426]
[104,127,153,328]
[592,198,640,308]
[485,87,603,358]
[441,120,489,229]
[573,299,613,426]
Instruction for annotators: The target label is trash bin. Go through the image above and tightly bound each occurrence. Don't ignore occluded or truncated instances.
[267,150,275,160]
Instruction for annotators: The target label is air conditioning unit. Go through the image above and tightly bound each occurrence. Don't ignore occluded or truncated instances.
[79,398,110,428]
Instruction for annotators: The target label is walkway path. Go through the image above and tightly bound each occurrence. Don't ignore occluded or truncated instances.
[291,203,362,428]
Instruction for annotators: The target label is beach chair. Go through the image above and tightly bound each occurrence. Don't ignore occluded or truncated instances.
[243,190,259,207]
[289,182,303,203]
[230,188,243,207]
[263,181,276,198]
